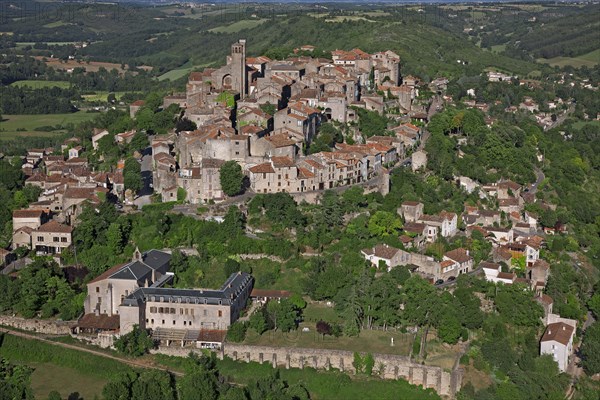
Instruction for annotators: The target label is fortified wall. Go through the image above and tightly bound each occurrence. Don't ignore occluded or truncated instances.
[0,315,73,335]
[220,344,463,398]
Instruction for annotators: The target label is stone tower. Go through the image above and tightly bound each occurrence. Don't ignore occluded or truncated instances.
[231,39,246,98]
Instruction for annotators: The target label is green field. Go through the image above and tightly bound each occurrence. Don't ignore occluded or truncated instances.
[208,19,268,33]
[158,63,211,81]
[0,335,132,399]
[11,80,71,89]
[42,21,73,28]
[538,48,600,68]
[28,362,108,400]
[81,91,138,102]
[0,112,97,140]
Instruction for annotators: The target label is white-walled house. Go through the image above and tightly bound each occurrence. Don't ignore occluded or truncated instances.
[540,322,575,372]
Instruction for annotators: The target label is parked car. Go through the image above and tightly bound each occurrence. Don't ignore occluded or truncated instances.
[435,279,444,285]
[447,276,456,282]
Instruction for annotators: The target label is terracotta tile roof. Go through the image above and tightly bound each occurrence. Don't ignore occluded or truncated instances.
[77,313,120,330]
[480,261,500,270]
[541,322,574,346]
[497,272,516,280]
[399,235,413,244]
[537,294,553,305]
[201,158,225,169]
[249,163,275,174]
[131,100,145,107]
[403,222,426,234]
[445,248,472,264]
[13,209,44,219]
[298,167,315,179]
[197,329,227,343]
[265,134,296,148]
[271,156,295,168]
[14,226,34,235]
[402,201,422,207]
[36,220,73,234]
[440,260,456,268]
[362,244,401,260]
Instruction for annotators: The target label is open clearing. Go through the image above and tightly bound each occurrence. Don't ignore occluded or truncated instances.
[208,19,268,33]
[242,325,413,356]
[10,80,71,89]
[158,63,212,81]
[28,362,108,400]
[538,49,600,68]
[0,112,97,140]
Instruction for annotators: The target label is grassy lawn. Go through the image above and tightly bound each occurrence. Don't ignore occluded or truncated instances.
[0,112,97,140]
[538,49,600,68]
[42,21,72,28]
[303,303,341,324]
[490,44,506,53]
[11,80,71,89]
[28,362,108,400]
[208,19,268,33]
[242,326,413,357]
[572,120,600,130]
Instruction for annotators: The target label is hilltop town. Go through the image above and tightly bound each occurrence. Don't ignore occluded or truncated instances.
[0,2,599,399]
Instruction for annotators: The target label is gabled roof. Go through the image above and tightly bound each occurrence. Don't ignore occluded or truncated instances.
[36,220,72,234]
[445,248,472,264]
[541,322,574,346]
[13,209,44,219]
[249,163,275,174]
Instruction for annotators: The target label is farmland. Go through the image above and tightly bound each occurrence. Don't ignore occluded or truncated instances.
[0,112,97,140]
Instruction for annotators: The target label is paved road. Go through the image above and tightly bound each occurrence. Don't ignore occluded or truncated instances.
[134,146,154,208]
[0,327,183,376]
[528,167,545,195]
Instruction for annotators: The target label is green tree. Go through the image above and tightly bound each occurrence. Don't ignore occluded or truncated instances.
[114,325,155,356]
[219,161,244,196]
[581,322,600,375]
[222,206,245,237]
[226,321,247,343]
[0,356,34,400]
[368,211,403,237]
[249,308,268,334]
[123,157,142,193]
[129,131,149,152]
[106,222,124,254]
[177,187,187,203]
[266,299,298,332]
[438,313,462,344]
[131,370,174,400]
[177,368,218,400]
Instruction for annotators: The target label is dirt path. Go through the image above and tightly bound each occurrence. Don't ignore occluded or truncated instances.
[0,327,183,377]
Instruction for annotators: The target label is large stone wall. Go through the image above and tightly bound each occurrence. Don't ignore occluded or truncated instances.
[0,315,73,335]
[221,344,463,398]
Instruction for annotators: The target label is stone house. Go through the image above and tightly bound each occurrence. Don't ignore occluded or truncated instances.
[411,150,428,172]
[361,244,411,271]
[12,209,47,232]
[419,211,458,238]
[177,158,225,203]
[399,201,424,223]
[83,249,172,318]
[32,220,73,256]
[129,100,145,119]
[443,248,473,276]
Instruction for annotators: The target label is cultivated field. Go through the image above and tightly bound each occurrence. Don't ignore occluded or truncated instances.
[538,48,600,68]
[32,56,139,74]
[0,112,96,140]
[10,80,71,89]
[28,362,108,400]
[208,19,268,33]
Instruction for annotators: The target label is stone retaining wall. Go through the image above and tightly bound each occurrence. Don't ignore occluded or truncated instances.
[221,344,462,398]
[0,315,73,335]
